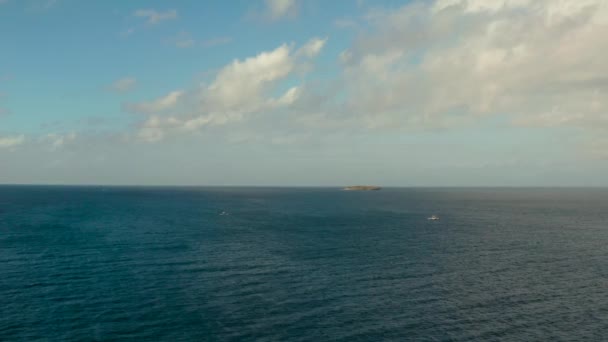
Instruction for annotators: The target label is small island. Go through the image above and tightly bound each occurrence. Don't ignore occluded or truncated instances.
[342,185,381,191]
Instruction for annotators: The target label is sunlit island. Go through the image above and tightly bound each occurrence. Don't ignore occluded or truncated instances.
[342,185,382,191]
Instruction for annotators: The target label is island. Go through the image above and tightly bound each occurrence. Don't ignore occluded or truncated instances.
[342,185,382,191]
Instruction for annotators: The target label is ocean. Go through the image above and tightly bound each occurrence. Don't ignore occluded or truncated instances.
[1,186,608,341]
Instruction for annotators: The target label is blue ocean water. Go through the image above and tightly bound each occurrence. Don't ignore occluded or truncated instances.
[1,186,608,341]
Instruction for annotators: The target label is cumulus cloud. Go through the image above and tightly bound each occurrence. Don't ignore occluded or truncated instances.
[128,38,326,142]
[264,0,298,20]
[204,44,294,111]
[119,0,608,153]
[126,90,184,115]
[109,77,137,93]
[296,37,327,58]
[333,0,608,132]
[134,9,178,25]
[0,135,25,149]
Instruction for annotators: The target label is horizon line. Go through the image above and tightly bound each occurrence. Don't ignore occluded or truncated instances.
[1,184,607,189]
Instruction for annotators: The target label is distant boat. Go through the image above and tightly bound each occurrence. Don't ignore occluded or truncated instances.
[220,211,229,216]
[428,215,440,221]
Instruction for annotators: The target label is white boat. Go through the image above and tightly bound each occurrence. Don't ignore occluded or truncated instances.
[428,215,440,221]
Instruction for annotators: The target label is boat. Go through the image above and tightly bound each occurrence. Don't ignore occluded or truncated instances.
[427,215,440,221]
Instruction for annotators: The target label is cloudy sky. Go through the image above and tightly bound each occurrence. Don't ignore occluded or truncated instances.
[1,0,607,186]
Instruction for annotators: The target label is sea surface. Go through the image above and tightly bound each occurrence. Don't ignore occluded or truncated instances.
[1,186,608,341]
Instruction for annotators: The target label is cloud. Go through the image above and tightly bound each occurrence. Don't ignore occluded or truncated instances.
[108,77,137,93]
[330,0,608,133]
[264,0,298,20]
[296,37,327,58]
[115,0,608,154]
[0,135,25,149]
[134,9,178,25]
[204,44,295,111]
[125,90,184,115]
[128,37,326,142]
[24,0,606,161]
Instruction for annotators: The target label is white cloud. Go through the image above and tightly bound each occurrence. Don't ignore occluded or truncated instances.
[129,38,326,142]
[296,37,327,58]
[205,44,294,112]
[334,0,608,132]
[126,0,607,153]
[264,0,297,20]
[126,90,184,114]
[109,77,137,92]
[134,9,178,25]
[0,135,25,149]
[274,86,300,106]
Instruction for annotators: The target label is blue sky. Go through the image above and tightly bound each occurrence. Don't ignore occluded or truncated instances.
[1,0,607,186]
[0,0,346,131]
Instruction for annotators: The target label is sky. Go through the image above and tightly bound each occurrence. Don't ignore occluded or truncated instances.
[1,0,607,186]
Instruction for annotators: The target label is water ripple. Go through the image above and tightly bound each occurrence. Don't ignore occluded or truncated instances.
[2,187,608,341]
